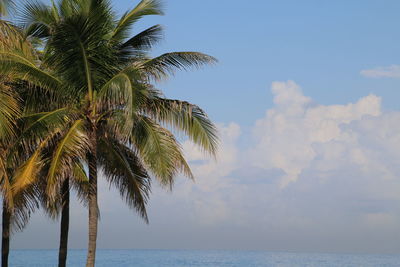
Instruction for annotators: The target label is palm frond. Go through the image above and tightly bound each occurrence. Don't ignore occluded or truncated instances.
[138,52,217,81]
[112,0,163,41]
[98,137,150,222]
[98,75,134,138]
[21,108,71,139]
[119,24,163,53]
[46,119,89,199]
[11,148,43,196]
[0,21,34,58]
[97,72,133,109]
[0,83,19,140]
[70,161,89,205]
[11,183,39,231]
[20,1,57,38]
[130,115,193,187]
[10,134,54,198]
[144,97,218,155]
[0,51,62,93]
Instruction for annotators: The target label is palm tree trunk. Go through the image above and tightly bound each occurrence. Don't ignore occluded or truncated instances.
[86,137,98,267]
[58,178,70,267]
[1,200,10,267]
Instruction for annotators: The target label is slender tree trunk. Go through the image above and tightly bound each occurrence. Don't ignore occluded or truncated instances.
[1,200,10,267]
[86,132,98,267]
[58,178,70,267]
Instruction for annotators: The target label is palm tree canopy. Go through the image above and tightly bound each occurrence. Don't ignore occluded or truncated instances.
[0,18,48,231]
[1,0,218,222]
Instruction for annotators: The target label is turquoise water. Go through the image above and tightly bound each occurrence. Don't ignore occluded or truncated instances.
[8,250,400,266]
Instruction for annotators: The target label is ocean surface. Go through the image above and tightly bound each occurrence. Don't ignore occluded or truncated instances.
[8,250,400,266]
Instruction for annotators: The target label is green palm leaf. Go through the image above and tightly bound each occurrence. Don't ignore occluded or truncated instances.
[11,147,43,195]
[22,108,71,138]
[112,0,163,41]
[98,137,150,222]
[70,161,89,205]
[46,119,89,198]
[119,24,163,52]
[139,52,217,81]
[0,52,62,94]
[21,1,57,38]
[0,83,19,140]
[144,98,218,155]
[130,115,193,186]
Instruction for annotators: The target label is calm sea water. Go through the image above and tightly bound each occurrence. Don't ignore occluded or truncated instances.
[8,250,400,266]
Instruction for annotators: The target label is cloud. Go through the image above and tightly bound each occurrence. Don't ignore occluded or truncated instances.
[249,80,381,186]
[169,80,400,252]
[360,65,400,78]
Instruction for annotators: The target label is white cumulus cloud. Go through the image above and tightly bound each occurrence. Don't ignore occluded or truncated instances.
[249,80,381,186]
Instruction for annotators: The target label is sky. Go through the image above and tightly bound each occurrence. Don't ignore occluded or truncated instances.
[10,0,400,253]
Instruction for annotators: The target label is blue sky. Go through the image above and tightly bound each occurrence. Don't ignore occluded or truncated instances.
[123,0,400,124]
[11,0,400,253]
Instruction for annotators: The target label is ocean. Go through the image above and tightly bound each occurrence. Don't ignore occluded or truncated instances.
[8,250,400,266]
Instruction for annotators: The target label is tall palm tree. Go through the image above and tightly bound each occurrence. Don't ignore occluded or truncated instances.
[0,66,20,267]
[0,19,42,267]
[0,9,90,266]
[5,0,218,266]
[0,14,21,267]
[0,15,83,267]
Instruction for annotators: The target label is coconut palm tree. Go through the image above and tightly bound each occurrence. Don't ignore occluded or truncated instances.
[0,84,84,267]
[0,14,84,267]
[0,4,89,266]
[5,0,218,266]
[0,66,20,267]
[0,19,41,267]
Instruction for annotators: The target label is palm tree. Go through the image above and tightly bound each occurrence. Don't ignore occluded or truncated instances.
[0,10,90,266]
[0,19,41,267]
[0,15,82,267]
[0,66,20,267]
[5,0,218,266]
